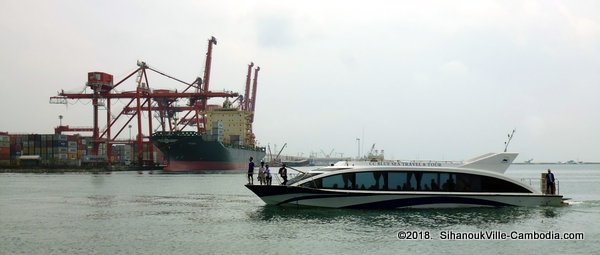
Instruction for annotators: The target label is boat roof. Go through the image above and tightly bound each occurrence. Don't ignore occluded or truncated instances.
[330,152,518,174]
[307,165,510,179]
[291,153,534,194]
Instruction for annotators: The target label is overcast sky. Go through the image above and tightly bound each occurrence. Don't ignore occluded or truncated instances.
[1,0,600,162]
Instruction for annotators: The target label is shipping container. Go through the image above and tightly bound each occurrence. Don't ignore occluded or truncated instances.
[83,155,106,162]
[67,135,78,142]
[10,144,19,156]
[0,152,10,160]
[55,140,68,147]
[68,141,77,148]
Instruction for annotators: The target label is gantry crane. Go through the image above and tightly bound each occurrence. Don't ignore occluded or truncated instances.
[49,36,261,167]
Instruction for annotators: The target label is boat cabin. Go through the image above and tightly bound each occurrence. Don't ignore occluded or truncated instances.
[291,168,533,194]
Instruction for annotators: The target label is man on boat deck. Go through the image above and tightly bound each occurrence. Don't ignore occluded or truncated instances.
[546,169,556,195]
[265,164,272,185]
[247,157,255,185]
[258,161,266,185]
[279,163,288,185]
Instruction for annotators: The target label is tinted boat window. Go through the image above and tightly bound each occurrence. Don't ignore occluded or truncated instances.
[480,176,530,193]
[409,172,423,191]
[356,172,377,190]
[341,173,356,189]
[388,171,422,191]
[301,177,322,189]
[303,173,354,189]
[455,173,481,192]
[288,173,320,185]
[374,172,387,190]
[440,173,455,191]
[421,172,440,191]
[302,171,531,193]
[387,172,405,190]
[322,174,345,189]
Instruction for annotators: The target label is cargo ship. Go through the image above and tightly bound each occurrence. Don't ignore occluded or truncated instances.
[150,104,266,172]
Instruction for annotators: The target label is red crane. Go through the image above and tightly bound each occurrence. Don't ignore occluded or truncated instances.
[54,126,95,134]
[49,36,254,167]
[250,66,261,122]
[243,62,254,111]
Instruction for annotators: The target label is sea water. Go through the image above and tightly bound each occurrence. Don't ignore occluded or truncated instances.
[0,164,598,254]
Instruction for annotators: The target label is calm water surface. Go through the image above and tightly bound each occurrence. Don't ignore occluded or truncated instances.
[1,164,598,254]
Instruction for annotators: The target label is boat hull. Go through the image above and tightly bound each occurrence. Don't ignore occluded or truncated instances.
[151,133,265,172]
[245,185,564,208]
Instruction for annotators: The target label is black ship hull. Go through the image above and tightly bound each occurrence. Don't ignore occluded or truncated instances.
[150,132,265,172]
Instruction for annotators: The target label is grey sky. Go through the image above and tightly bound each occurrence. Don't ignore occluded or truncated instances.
[1,0,599,162]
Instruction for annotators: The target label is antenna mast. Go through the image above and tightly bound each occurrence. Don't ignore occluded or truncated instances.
[504,129,516,152]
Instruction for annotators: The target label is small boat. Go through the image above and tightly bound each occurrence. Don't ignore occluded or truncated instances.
[245,152,565,209]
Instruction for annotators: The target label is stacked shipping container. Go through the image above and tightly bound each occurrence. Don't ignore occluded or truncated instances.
[9,134,76,166]
[0,132,164,167]
[0,132,9,166]
[128,143,165,164]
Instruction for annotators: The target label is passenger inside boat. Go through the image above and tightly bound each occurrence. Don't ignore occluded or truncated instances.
[342,173,355,189]
[301,170,532,194]
[442,176,455,191]
[430,179,439,191]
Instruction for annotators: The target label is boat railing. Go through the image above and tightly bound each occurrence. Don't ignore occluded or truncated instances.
[520,177,560,195]
[271,172,302,185]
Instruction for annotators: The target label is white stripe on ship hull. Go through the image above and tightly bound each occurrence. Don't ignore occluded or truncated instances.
[259,193,562,208]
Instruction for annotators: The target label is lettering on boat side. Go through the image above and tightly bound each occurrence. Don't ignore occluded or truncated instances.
[369,161,443,167]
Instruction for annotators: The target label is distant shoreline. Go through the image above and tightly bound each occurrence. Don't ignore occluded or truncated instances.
[0,168,110,174]
[0,165,161,173]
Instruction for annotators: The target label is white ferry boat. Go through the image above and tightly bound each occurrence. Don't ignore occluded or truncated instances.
[245,152,565,209]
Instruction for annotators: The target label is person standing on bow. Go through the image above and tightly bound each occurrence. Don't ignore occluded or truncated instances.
[265,164,272,186]
[546,169,556,195]
[258,161,266,185]
[247,157,255,185]
[279,163,288,185]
